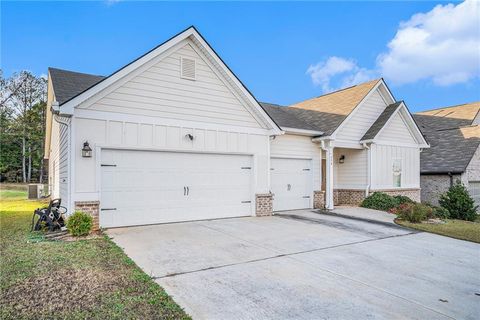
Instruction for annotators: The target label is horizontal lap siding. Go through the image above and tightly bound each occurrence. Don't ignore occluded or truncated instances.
[336,90,387,141]
[377,112,416,144]
[334,148,368,189]
[82,41,262,129]
[59,120,70,207]
[270,134,320,190]
[371,144,420,189]
[49,118,60,198]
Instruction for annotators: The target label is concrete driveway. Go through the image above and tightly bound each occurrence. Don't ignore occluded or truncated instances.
[107,210,480,320]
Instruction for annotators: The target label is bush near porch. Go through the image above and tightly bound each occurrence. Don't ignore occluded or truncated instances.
[0,184,190,320]
[360,188,480,243]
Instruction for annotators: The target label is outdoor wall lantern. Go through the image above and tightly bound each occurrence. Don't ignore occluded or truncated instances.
[185,134,195,141]
[339,155,345,164]
[82,141,92,158]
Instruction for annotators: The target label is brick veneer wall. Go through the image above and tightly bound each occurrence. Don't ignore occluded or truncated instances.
[323,188,422,207]
[313,191,325,209]
[74,201,100,230]
[420,175,457,206]
[256,193,273,216]
[334,189,365,206]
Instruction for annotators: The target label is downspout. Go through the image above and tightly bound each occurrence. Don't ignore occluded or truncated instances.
[362,142,371,197]
[448,172,453,187]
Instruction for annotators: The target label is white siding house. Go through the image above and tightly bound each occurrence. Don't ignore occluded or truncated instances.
[45,26,429,229]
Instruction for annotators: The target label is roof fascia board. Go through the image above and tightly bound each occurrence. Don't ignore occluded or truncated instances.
[282,127,324,136]
[330,79,382,139]
[188,28,281,134]
[398,103,430,147]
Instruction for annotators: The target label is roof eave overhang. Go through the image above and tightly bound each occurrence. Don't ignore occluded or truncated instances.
[421,171,464,175]
[282,127,324,136]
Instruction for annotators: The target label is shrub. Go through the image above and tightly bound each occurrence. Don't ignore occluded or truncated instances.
[389,202,411,215]
[393,195,415,205]
[361,192,398,211]
[431,206,450,219]
[439,182,478,221]
[397,203,432,223]
[67,211,93,236]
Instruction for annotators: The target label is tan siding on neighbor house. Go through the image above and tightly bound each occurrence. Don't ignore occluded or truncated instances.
[81,40,263,129]
[335,89,387,142]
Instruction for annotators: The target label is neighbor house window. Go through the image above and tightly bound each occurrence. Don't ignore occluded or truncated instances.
[469,181,480,207]
[393,159,402,187]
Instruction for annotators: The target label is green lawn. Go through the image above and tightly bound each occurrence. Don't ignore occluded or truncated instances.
[0,189,28,200]
[0,190,190,319]
[396,218,480,243]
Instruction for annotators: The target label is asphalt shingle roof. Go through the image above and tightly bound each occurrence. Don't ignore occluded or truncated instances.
[361,102,402,141]
[414,102,480,174]
[49,68,105,105]
[260,103,321,132]
[289,79,380,136]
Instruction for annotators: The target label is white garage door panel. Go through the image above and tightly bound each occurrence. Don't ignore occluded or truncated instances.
[271,158,312,211]
[101,149,252,227]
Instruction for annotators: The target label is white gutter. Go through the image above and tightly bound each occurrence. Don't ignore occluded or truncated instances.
[282,127,324,137]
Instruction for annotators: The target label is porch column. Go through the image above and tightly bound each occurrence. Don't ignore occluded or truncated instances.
[325,144,334,210]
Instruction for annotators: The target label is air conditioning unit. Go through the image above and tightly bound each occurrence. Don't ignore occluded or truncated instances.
[28,184,45,199]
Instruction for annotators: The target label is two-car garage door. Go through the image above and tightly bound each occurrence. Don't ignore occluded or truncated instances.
[100,149,253,228]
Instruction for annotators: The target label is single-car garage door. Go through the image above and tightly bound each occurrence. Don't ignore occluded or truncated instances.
[100,149,253,228]
[270,158,313,211]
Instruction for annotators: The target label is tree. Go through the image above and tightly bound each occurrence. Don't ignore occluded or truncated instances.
[439,181,478,221]
[0,70,47,183]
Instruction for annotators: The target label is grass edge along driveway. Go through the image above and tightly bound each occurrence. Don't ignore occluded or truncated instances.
[0,190,190,320]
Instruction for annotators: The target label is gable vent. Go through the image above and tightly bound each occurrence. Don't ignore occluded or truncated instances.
[180,57,196,80]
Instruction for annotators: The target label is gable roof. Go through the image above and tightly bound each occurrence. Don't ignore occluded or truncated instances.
[289,79,381,136]
[49,68,105,104]
[414,102,480,174]
[418,125,480,174]
[49,26,281,133]
[415,101,480,131]
[361,102,402,141]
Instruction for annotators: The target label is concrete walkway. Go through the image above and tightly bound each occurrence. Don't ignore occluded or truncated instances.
[327,205,397,224]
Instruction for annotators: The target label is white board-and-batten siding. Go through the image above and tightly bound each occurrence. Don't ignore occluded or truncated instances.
[270,134,321,190]
[370,144,420,189]
[73,117,270,200]
[78,41,264,130]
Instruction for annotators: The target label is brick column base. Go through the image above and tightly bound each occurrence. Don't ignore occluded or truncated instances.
[313,191,325,209]
[255,193,273,216]
[74,201,100,231]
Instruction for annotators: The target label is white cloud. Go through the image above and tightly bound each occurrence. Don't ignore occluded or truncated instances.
[306,57,378,93]
[307,0,480,92]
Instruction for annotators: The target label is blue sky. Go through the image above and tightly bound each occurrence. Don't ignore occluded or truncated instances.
[2,1,479,112]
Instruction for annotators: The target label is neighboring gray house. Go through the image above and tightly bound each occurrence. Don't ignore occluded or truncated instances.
[414,102,480,207]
